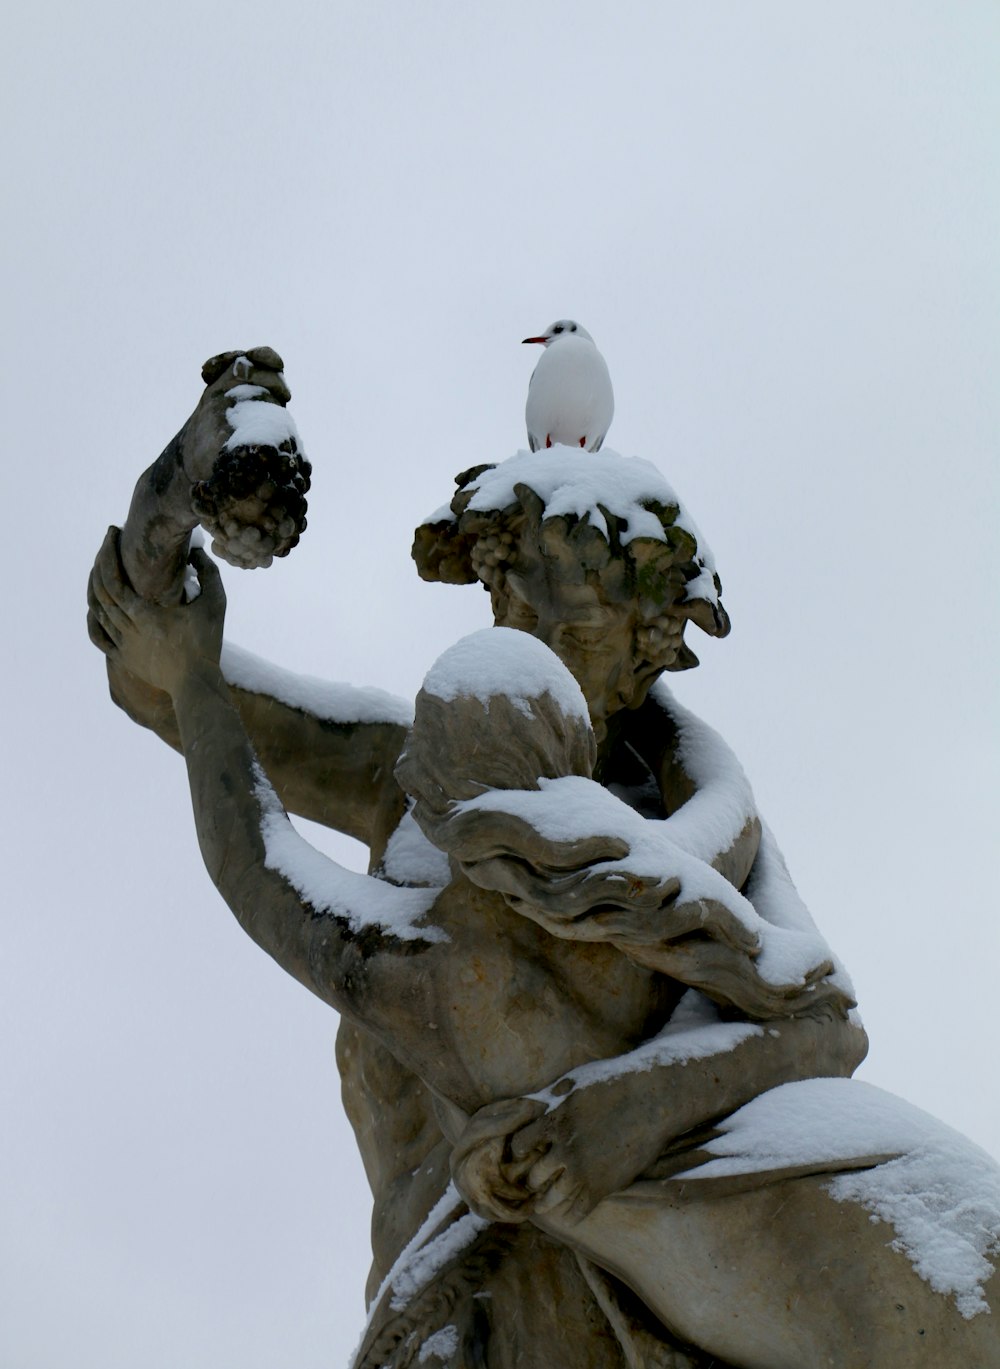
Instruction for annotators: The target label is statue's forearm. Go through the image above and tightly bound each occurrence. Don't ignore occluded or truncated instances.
[119,433,198,604]
[168,665,450,1068]
[535,1008,868,1198]
[454,1005,869,1225]
[171,662,324,995]
[645,1008,869,1155]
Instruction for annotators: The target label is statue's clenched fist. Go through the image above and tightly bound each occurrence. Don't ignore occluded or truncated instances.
[88,525,226,698]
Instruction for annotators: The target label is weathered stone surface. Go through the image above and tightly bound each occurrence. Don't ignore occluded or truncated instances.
[87,354,1000,1368]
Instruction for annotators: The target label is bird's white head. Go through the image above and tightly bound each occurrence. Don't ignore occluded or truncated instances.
[522,319,595,347]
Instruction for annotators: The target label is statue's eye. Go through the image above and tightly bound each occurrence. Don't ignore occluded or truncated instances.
[563,626,606,649]
[553,325,563,334]
[569,324,577,331]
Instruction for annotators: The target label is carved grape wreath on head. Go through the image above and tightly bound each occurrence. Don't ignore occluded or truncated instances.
[412,462,729,674]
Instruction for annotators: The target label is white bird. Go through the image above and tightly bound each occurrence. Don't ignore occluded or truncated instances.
[522,319,614,453]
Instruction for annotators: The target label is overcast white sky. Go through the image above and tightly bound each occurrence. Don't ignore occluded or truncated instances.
[2,3,998,1365]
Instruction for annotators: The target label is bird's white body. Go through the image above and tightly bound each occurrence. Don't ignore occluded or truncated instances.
[524,320,614,453]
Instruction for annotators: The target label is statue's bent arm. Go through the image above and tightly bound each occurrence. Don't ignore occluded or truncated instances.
[90,532,437,1039]
[452,1002,869,1224]
[168,659,461,1062]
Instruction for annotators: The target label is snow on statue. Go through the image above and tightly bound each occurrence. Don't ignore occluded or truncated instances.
[88,343,1000,1369]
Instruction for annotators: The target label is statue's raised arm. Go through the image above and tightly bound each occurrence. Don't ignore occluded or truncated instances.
[89,351,409,847]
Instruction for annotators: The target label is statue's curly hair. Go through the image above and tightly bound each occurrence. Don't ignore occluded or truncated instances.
[412,464,730,672]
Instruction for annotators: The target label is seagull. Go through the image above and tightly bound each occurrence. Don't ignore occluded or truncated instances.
[522,319,614,453]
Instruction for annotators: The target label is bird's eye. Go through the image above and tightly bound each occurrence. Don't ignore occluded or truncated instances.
[553,325,563,334]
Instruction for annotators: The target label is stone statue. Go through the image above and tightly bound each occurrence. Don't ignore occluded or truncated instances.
[88,352,1000,1368]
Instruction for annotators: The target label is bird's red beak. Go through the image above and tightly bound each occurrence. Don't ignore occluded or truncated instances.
[522,336,548,345]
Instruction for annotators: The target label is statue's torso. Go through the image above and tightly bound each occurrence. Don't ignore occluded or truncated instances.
[338,707,722,1366]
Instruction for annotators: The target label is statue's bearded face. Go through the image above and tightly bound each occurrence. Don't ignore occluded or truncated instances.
[493,560,683,735]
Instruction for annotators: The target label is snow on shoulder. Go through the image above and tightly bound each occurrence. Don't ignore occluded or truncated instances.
[222,641,413,728]
[422,627,590,723]
[252,764,444,943]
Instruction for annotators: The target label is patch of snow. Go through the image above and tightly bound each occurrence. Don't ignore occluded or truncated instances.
[669,988,723,1026]
[529,1017,762,1110]
[649,683,757,863]
[676,1078,1000,1318]
[253,766,444,943]
[746,821,856,1002]
[221,641,414,727]
[418,1325,460,1363]
[457,775,834,990]
[224,392,301,453]
[351,1186,465,1363]
[232,354,253,377]
[389,1207,489,1313]
[680,564,718,605]
[355,1181,488,1336]
[651,684,853,995]
[381,809,451,888]
[182,528,206,603]
[422,627,589,723]
[459,448,718,604]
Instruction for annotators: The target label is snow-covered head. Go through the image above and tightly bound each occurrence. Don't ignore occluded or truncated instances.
[396,628,596,835]
[413,451,729,738]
